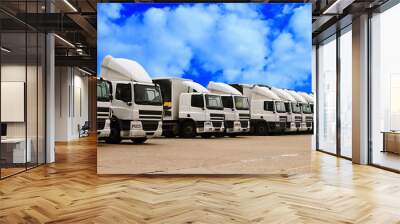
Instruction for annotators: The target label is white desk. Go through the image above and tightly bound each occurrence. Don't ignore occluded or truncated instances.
[1,138,31,163]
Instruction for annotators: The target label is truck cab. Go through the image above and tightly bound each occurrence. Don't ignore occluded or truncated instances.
[271,87,299,132]
[208,81,250,136]
[231,84,287,135]
[153,77,225,138]
[178,93,225,137]
[299,92,314,133]
[286,90,309,132]
[101,55,163,144]
[97,78,112,140]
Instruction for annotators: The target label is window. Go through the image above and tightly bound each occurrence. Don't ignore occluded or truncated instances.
[302,103,312,114]
[97,80,111,102]
[234,96,249,110]
[191,94,204,108]
[275,101,286,113]
[264,101,274,112]
[284,102,291,113]
[317,35,337,155]
[221,96,234,109]
[116,83,132,103]
[292,102,301,113]
[134,84,162,106]
[205,94,223,110]
[340,27,352,158]
[370,4,400,171]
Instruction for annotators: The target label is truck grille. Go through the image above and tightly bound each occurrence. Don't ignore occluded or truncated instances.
[306,116,313,127]
[210,113,224,121]
[212,121,222,128]
[97,119,105,130]
[225,121,234,128]
[97,107,109,119]
[295,116,302,122]
[279,116,287,123]
[239,113,250,119]
[97,107,109,113]
[141,120,159,131]
[139,110,163,119]
[240,120,248,128]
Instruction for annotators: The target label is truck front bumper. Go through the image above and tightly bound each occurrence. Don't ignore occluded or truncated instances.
[97,119,111,139]
[226,120,250,133]
[196,121,225,133]
[299,122,308,132]
[120,121,162,138]
[284,122,298,132]
[268,122,286,133]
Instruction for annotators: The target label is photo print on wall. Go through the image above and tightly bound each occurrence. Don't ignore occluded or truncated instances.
[96,3,313,175]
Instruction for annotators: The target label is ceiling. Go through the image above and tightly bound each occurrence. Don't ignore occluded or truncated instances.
[0,0,97,73]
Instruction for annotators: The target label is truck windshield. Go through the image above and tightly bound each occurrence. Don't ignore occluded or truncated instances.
[205,94,223,110]
[292,102,301,113]
[302,103,312,114]
[234,96,249,110]
[97,80,111,102]
[275,101,286,113]
[221,96,234,109]
[134,84,163,106]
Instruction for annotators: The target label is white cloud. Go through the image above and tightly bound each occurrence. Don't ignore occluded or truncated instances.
[98,3,312,91]
[99,3,123,19]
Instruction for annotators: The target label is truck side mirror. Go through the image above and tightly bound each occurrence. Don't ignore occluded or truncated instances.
[109,94,113,100]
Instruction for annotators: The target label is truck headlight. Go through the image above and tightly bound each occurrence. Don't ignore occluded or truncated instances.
[131,121,142,129]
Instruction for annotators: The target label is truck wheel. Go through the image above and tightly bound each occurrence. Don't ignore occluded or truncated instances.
[214,132,225,138]
[256,123,268,136]
[163,131,176,138]
[181,121,196,138]
[201,133,212,138]
[107,126,121,144]
[131,138,147,144]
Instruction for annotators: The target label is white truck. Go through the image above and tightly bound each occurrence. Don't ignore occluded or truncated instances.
[230,84,287,135]
[97,77,112,140]
[153,77,225,138]
[207,81,250,137]
[101,55,163,144]
[298,92,314,133]
[270,87,299,132]
[286,90,309,132]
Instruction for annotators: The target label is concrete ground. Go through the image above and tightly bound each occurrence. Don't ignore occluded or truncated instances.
[97,135,311,175]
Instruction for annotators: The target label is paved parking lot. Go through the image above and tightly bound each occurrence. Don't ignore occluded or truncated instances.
[97,135,311,175]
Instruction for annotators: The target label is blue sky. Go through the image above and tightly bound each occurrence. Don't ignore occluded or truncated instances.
[98,3,312,93]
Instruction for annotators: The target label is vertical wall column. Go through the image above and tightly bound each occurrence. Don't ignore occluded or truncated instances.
[46,33,55,163]
[352,14,369,164]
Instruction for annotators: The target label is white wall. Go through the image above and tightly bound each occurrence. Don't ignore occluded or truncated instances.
[54,67,89,141]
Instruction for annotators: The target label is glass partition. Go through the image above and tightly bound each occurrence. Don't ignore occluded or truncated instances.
[0,1,46,179]
[1,30,28,177]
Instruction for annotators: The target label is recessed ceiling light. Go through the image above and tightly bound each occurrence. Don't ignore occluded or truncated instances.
[54,34,75,48]
[63,0,78,12]
[78,67,92,76]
